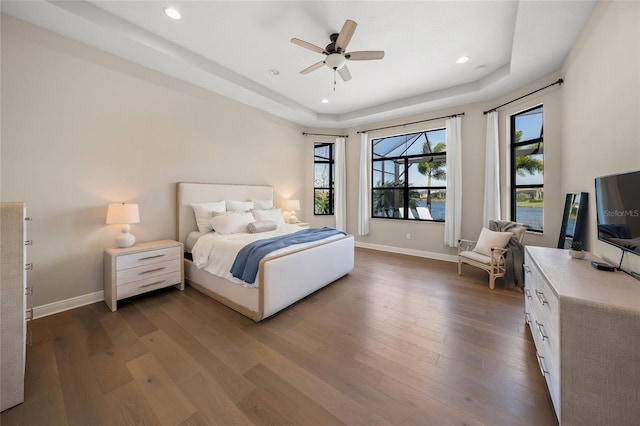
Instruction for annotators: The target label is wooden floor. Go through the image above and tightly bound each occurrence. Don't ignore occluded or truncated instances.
[2,247,557,425]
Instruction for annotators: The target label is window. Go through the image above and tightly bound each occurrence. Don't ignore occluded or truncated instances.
[314,142,334,215]
[510,105,544,232]
[371,129,446,221]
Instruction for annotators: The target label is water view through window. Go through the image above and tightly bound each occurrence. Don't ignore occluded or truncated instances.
[371,128,447,221]
[511,106,544,231]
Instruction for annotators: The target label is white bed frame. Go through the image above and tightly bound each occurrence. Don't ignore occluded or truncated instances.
[176,182,354,321]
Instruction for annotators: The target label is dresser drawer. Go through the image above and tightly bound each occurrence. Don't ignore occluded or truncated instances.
[524,262,559,336]
[116,246,180,270]
[524,251,561,419]
[117,271,182,300]
[116,259,180,286]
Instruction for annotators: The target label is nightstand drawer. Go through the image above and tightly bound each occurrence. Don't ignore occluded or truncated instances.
[104,240,184,312]
[116,259,180,286]
[116,246,180,270]
[117,271,182,300]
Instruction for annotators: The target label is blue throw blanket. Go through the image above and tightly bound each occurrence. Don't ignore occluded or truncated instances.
[230,227,345,284]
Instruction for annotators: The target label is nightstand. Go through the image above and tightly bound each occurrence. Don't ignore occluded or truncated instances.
[295,222,310,229]
[104,239,184,311]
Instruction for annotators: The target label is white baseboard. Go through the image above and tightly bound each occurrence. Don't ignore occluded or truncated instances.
[31,244,455,319]
[32,290,104,319]
[354,241,458,263]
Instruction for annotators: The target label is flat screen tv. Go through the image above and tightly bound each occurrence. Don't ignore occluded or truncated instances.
[595,170,640,255]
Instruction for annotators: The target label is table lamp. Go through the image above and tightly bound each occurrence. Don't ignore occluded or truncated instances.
[285,199,300,223]
[106,203,140,248]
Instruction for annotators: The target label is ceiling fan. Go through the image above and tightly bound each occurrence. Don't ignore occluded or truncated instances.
[291,19,385,83]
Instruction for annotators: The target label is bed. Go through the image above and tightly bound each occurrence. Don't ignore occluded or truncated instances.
[176,182,355,321]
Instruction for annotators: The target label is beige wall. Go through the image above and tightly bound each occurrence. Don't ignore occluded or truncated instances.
[335,73,564,258]
[2,0,639,311]
[560,0,640,271]
[1,15,305,309]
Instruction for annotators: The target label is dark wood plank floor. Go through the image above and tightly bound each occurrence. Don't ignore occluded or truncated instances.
[2,247,557,425]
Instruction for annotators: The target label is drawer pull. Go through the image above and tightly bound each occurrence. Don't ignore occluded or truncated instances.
[524,264,531,273]
[535,289,548,306]
[25,285,33,296]
[140,280,166,288]
[535,351,550,376]
[25,262,33,271]
[25,239,33,245]
[138,254,165,261]
[525,288,532,299]
[525,312,532,325]
[535,320,549,341]
[139,267,166,275]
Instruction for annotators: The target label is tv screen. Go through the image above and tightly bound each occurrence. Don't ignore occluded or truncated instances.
[595,170,640,255]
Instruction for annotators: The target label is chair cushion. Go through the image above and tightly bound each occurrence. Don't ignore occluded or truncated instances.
[459,250,492,265]
[473,227,513,256]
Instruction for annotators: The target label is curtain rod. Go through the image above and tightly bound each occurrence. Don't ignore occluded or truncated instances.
[357,112,465,134]
[483,78,564,115]
[302,132,348,138]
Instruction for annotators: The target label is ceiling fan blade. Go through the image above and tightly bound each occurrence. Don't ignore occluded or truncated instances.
[335,19,357,53]
[346,51,385,61]
[291,38,326,54]
[337,65,352,82]
[300,60,325,75]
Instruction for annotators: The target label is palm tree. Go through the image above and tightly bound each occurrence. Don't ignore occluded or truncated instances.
[417,140,446,211]
[515,130,544,177]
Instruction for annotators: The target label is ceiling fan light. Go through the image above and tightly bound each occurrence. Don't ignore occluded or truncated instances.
[325,53,346,70]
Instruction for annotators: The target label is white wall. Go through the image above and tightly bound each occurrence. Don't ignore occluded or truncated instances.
[560,0,640,272]
[1,15,305,309]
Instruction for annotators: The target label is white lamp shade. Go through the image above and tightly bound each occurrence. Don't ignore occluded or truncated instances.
[106,203,140,225]
[285,200,300,211]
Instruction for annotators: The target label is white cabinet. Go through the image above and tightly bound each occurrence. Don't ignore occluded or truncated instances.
[1,202,28,411]
[524,246,640,425]
[524,252,561,416]
[104,240,184,311]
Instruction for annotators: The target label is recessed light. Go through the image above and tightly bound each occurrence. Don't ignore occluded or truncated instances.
[269,69,280,76]
[164,7,181,20]
[456,56,470,64]
[321,99,329,104]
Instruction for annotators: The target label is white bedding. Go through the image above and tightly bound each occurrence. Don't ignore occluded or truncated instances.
[191,224,342,287]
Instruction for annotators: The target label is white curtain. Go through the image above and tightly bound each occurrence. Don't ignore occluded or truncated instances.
[483,111,501,227]
[334,137,346,231]
[444,116,462,247]
[358,132,370,235]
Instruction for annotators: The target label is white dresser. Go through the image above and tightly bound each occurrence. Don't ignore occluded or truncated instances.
[524,246,640,425]
[104,240,184,311]
[0,202,29,411]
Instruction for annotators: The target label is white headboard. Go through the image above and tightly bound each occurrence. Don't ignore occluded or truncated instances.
[176,182,273,245]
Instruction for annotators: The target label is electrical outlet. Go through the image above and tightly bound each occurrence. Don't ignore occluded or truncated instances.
[406,233,411,240]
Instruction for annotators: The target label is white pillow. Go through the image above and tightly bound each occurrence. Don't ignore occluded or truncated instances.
[210,211,255,235]
[226,200,254,212]
[252,199,274,210]
[191,201,226,233]
[473,227,513,256]
[252,208,285,227]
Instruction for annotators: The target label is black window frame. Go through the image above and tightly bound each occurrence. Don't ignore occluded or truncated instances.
[314,142,334,215]
[510,105,544,233]
[371,129,447,222]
